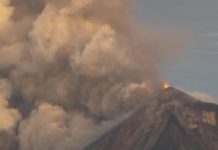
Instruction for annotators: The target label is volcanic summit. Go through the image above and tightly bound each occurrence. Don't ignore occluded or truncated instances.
[85,87,218,150]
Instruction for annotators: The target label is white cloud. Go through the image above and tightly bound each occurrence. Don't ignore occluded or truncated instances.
[188,91,217,104]
[178,87,217,104]
[201,32,218,37]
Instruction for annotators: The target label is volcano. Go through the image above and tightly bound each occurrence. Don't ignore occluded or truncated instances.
[85,87,218,150]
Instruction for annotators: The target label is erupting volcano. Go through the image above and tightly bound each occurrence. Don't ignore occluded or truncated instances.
[85,87,218,150]
[0,0,217,150]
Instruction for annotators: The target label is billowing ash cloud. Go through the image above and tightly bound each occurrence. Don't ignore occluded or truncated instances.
[0,0,182,149]
[0,79,21,132]
[19,103,120,150]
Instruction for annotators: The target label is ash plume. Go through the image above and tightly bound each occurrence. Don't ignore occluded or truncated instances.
[0,0,182,149]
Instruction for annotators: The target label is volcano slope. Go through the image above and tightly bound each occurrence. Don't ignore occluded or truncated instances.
[85,87,218,150]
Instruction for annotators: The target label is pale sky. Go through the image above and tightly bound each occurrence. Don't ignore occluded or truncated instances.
[135,0,218,100]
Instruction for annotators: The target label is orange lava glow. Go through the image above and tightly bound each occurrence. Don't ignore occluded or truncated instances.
[163,82,170,90]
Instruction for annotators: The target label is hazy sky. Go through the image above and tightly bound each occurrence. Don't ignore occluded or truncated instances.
[135,0,218,100]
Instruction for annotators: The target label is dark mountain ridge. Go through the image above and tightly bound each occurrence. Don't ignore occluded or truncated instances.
[85,87,218,150]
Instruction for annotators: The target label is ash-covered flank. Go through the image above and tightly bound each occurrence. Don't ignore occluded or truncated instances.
[85,87,218,150]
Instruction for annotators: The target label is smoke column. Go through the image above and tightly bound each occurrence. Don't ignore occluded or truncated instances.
[0,0,182,149]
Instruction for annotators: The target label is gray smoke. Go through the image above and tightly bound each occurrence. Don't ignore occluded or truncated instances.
[0,0,183,149]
